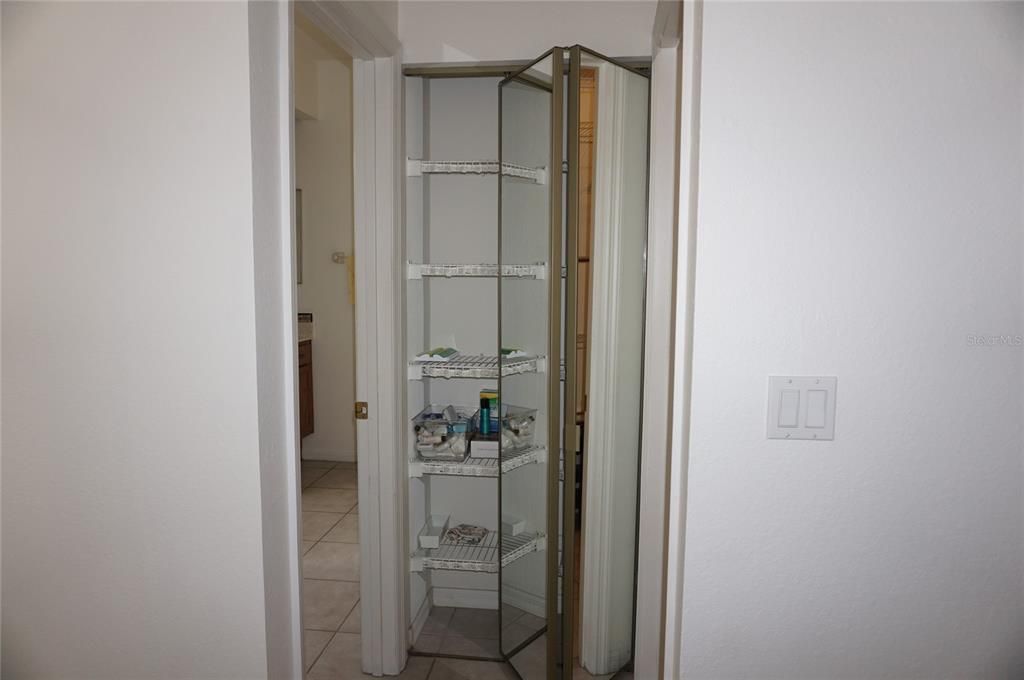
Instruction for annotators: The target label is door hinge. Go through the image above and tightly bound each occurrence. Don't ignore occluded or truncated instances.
[355,401,369,420]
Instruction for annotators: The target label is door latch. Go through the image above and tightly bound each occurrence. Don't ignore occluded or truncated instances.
[354,401,369,420]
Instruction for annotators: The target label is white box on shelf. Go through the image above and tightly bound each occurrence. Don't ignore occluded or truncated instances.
[502,514,526,537]
[471,439,499,459]
[418,514,451,549]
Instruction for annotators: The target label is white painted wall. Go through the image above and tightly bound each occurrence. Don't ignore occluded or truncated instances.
[294,18,320,119]
[399,1,656,64]
[2,2,274,677]
[680,3,1024,678]
[296,19,357,462]
[366,0,398,40]
[405,76,504,615]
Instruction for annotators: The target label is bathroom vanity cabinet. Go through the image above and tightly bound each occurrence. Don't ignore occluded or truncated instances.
[299,340,314,438]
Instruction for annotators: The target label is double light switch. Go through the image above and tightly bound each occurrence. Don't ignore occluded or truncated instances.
[767,376,837,440]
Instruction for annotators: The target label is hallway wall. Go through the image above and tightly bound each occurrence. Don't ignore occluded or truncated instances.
[398,1,657,64]
[680,3,1024,678]
[2,3,270,676]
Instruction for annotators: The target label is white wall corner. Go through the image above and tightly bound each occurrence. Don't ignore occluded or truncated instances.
[248,1,303,678]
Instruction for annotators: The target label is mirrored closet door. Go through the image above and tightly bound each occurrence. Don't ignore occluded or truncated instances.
[499,49,561,679]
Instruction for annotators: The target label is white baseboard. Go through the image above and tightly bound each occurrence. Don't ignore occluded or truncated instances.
[432,587,497,610]
[409,590,431,645]
[501,583,545,619]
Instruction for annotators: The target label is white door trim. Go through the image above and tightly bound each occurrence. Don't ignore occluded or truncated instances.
[661,1,704,678]
[292,3,405,676]
[632,4,683,675]
[634,2,704,678]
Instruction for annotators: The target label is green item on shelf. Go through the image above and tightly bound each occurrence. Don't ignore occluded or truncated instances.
[418,346,457,361]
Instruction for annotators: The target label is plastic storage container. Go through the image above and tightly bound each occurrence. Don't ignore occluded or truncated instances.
[412,404,474,461]
[471,404,538,453]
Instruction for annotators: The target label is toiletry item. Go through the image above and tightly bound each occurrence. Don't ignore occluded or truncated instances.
[479,397,491,436]
[479,387,499,411]
[502,514,526,537]
[471,439,499,459]
[501,406,537,450]
[412,404,472,461]
[444,524,487,546]
[419,514,450,549]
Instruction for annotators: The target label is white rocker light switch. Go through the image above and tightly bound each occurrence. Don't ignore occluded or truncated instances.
[767,376,837,440]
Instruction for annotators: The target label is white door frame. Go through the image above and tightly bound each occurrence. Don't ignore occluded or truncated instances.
[649,1,704,678]
[292,2,405,676]
[632,1,702,678]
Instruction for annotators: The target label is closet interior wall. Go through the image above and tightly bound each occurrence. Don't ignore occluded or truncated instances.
[405,76,504,631]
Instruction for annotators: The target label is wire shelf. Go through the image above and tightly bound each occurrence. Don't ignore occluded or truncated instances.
[407,263,546,280]
[410,530,545,573]
[408,353,544,380]
[409,446,547,478]
[406,158,547,185]
[501,446,547,474]
[501,532,545,568]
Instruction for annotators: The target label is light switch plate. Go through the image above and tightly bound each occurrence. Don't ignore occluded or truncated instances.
[767,376,837,440]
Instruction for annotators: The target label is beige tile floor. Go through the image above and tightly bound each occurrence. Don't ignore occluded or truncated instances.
[302,460,365,678]
[301,460,632,680]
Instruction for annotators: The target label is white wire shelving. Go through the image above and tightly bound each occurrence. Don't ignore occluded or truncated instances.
[410,530,546,574]
[408,353,545,380]
[409,446,547,478]
[406,158,547,185]
[406,262,547,280]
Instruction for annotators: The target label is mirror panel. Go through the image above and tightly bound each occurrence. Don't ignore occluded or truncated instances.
[499,52,556,677]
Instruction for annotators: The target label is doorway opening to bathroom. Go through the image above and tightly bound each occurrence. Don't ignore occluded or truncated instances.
[293,10,363,675]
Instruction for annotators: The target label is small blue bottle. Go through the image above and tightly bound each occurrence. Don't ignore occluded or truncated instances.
[480,397,491,436]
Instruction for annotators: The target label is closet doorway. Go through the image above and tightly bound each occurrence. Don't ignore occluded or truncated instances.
[402,47,650,679]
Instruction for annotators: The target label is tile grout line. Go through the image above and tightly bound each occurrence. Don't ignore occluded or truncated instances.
[306,630,333,675]
[302,462,336,489]
[335,598,360,634]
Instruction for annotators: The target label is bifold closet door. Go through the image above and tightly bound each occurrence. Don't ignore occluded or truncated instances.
[498,49,563,679]
[572,47,650,677]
